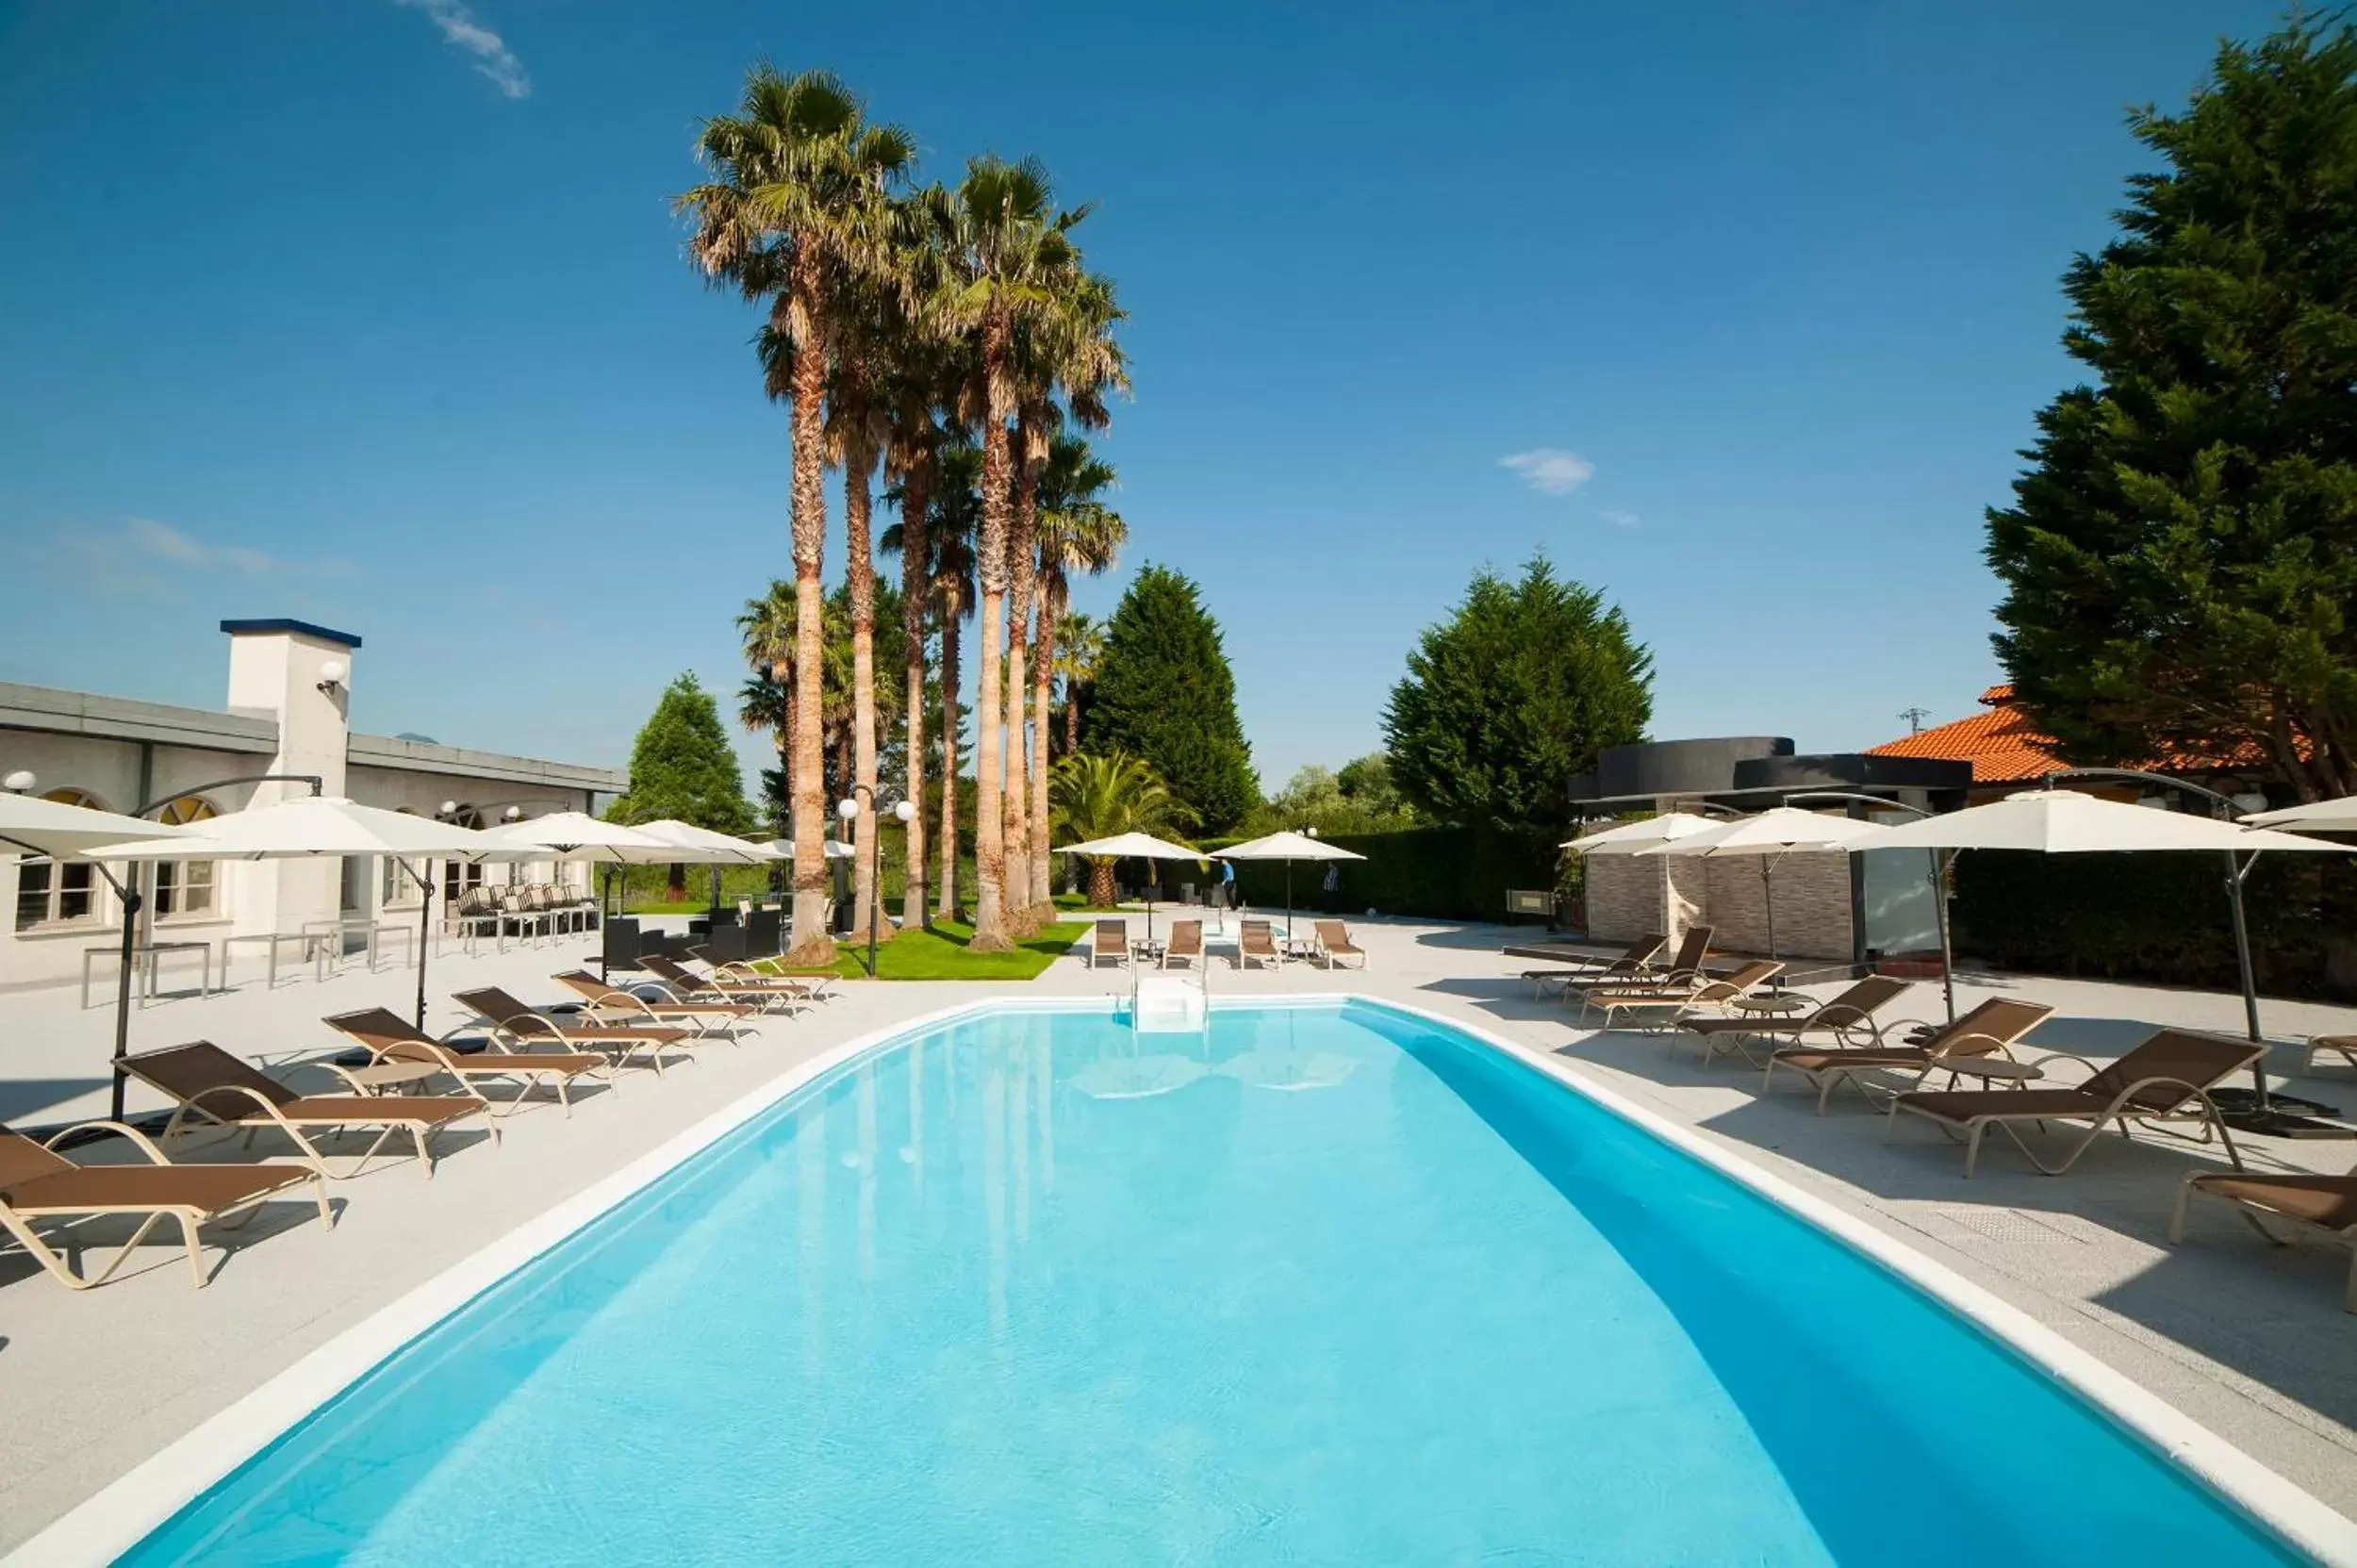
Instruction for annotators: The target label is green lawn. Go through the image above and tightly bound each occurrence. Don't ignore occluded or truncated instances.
[744,917,1087,981]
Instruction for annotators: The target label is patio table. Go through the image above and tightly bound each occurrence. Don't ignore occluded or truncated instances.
[81,940,212,1009]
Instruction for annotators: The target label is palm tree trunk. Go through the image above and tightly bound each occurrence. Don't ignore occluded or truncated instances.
[783,263,835,965]
[1089,857,1115,910]
[898,466,930,932]
[937,607,961,921]
[969,308,1015,951]
[1030,578,1059,912]
[1006,413,1046,929]
[844,425,887,944]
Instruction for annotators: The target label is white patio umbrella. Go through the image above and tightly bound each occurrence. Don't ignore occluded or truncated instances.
[1866,788,2357,1129]
[85,797,502,1075]
[473,813,679,969]
[1213,830,1365,939]
[2245,796,2357,834]
[1640,808,1890,963]
[1057,831,1206,944]
[760,838,858,860]
[1561,811,1723,856]
[619,820,780,863]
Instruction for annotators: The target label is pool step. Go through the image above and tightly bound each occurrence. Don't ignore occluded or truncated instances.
[1132,973,1208,1033]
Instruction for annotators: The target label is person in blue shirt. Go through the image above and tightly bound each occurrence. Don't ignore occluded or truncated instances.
[1220,858,1236,910]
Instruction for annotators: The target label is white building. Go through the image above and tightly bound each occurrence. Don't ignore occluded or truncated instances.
[1,618,627,991]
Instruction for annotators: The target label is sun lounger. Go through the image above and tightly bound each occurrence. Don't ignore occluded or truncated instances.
[2307,1034,2357,1076]
[1762,997,2055,1112]
[1239,919,1281,970]
[122,1041,493,1181]
[1313,921,1366,969]
[1887,1027,2264,1178]
[1583,959,1783,1032]
[0,1118,329,1290]
[640,956,808,1015]
[323,1007,616,1117]
[1525,934,1666,997]
[1676,974,1915,1067]
[552,970,752,1038]
[1092,919,1129,970]
[1162,920,1203,970]
[1562,926,1715,1000]
[2171,1164,2357,1312]
[684,946,836,1001]
[453,985,696,1076]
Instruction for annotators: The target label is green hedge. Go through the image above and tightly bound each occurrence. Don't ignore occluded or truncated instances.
[1194,825,1559,922]
[1951,850,2357,999]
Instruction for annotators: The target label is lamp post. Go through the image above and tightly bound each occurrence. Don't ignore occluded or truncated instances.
[838,790,916,979]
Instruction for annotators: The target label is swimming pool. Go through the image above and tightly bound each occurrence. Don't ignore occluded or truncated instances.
[83,999,2347,1563]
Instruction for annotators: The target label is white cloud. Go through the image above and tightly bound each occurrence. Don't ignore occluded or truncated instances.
[1498,449,1595,496]
[125,518,286,574]
[394,0,531,99]
[1597,508,1640,529]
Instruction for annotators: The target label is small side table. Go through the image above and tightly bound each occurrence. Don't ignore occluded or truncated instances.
[338,1060,448,1096]
[1931,1056,2044,1090]
[1731,993,1807,1019]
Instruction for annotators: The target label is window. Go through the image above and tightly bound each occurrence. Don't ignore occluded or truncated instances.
[440,807,486,903]
[382,809,423,906]
[151,797,219,918]
[14,789,108,931]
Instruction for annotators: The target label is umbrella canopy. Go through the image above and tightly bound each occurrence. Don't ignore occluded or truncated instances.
[0,792,191,859]
[2244,795,2357,834]
[471,812,673,861]
[1562,812,1722,855]
[761,838,858,861]
[85,795,495,861]
[1213,831,1365,863]
[1057,831,1204,861]
[1637,806,1890,858]
[618,819,780,864]
[1866,790,2349,855]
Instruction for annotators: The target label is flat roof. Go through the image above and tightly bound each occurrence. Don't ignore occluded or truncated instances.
[219,618,363,648]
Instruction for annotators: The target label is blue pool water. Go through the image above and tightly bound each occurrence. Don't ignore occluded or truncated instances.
[125,1001,2305,1565]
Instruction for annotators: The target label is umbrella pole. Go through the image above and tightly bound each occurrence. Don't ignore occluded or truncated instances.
[413,859,435,1029]
[2225,850,2266,1106]
[108,866,140,1122]
[1285,861,1294,951]
[1932,850,1956,1024]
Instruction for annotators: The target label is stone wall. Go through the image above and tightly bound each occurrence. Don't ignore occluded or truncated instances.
[1582,846,1855,961]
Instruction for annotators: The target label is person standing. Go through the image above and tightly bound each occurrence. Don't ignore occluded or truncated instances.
[1220,858,1236,910]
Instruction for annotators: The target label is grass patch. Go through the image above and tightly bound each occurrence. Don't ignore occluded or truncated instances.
[808,918,1086,981]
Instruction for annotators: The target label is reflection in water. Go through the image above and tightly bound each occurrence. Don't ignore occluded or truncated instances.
[857,1062,878,1285]
[1033,1034,1055,1192]
[982,1037,1008,1339]
[796,1094,829,1373]
[907,1038,925,1197]
[1011,1036,1031,1247]
[1069,1054,1210,1099]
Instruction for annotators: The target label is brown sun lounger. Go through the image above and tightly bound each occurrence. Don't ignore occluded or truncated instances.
[1313,921,1366,970]
[1238,919,1281,969]
[122,1042,493,1181]
[1761,996,2055,1112]
[1887,1027,2264,1178]
[2307,1034,2357,1076]
[1583,959,1783,1032]
[1525,933,1664,997]
[684,946,836,1001]
[2171,1164,2357,1312]
[0,1118,330,1290]
[1564,926,1715,1000]
[641,955,809,1014]
[1162,919,1203,969]
[1678,974,1914,1066]
[323,1007,616,1117]
[552,970,751,1036]
[1091,919,1129,970]
[453,985,696,1075]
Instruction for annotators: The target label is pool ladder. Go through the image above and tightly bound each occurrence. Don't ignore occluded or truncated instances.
[1129,963,1210,1035]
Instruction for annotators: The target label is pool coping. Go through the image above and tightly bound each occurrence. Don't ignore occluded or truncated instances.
[17,992,2356,1566]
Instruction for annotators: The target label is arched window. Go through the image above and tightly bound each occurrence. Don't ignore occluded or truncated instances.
[152,797,220,918]
[14,788,109,930]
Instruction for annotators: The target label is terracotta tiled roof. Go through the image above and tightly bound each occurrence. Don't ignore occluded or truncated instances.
[1868,685,2061,783]
[1870,685,2288,782]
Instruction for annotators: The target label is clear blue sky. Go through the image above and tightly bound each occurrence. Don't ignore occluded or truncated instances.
[0,0,2290,795]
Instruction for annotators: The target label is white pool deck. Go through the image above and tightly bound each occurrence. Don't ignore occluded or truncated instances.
[3,912,2356,1554]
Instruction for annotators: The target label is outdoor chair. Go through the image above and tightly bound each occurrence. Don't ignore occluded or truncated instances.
[551,970,751,1038]
[1238,919,1281,970]
[121,1042,494,1181]
[453,985,698,1076]
[2171,1163,2357,1313]
[1760,997,2055,1113]
[1162,920,1203,970]
[323,1007,617,1117]
[641,955,809,1015]
[1313,921,1366,969]
[1092,919,1129,970]
[1678,974,1915,1069]
[1584,960,1784,1032]
[0,1118,329,1290]
[1562,926,1715,1001]
[1524,933,1664,998]
[2307,1034,2357,1076]
[684,946,836,1002]
[1887,1027,2265,1178]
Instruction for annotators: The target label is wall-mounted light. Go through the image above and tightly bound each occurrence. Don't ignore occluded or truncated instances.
[316,656,349,696]
[2,769,36,794]
[503,804,524,822]
[2231,791,2270,816]
[438,800,459,819]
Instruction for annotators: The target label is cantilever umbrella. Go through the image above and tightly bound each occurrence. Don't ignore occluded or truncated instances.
[473,813,677,970]
[86,797,501,1109]
[2246,796,2357,834]
[1865,788,2356,1131]
[1213,830,1365,941]
[1639,808,1891,963]
[1562,812,1723,856]
[1056,831,1205,944]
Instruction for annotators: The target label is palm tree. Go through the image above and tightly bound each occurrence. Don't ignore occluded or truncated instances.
[1049,751,1193,909]
[1031,432,1126,907]
[884,438,979,919]
[680,65,913,965]
[918,156,1087,951]
[736,579,799,817]
[1053,611,1105,756]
